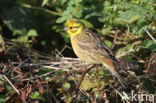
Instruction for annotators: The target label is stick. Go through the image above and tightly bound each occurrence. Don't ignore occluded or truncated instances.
[3,75,20,95]
[144,29,156,44]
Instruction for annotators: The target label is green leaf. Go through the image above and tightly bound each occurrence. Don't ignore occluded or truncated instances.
[98,69,104,75]
[13,29,24,36]
[56,17,67,23]
[66,6,73,12]
[80,78,98,90]
[62,10,71,16]
[116,11,140,24]
[17,36,28,43]
[0,74,4,80]
[61,0,67,5]
[125,44,132,51]
[116,6,150,24]
[85,12,101,19]
[73,6,83,18]
[27,29,38,37]
[68,0,75,6]
[63,82,70,90]
[80,19,94,28]
[55,70,65,76]
[75,0,82,4]
[29,91,46,101]
[142,40,156,51]
[11,35,28,43]
[101,27,114,35]
[105,40,112,48]
[6,85,13,91]
[29,91,40,99]
[137,25,149,36]
[42,0,49,7]
[98,16,109,23]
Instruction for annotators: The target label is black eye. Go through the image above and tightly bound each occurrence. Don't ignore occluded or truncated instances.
[69,27,73,29]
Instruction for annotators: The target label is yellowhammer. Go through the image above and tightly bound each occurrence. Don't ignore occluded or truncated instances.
[64,18,127,88]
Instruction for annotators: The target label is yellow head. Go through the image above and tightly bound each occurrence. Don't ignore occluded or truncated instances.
[64,18,84,37]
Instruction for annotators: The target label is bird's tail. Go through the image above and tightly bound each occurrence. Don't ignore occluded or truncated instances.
[109,68,128,89]
[102,61,127,88]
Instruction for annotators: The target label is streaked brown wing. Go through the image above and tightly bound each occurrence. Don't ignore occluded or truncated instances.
[77,29,117,62]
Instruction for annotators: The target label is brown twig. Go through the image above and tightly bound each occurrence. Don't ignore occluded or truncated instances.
[111,86,130,103]
[145,29,156,44]
[3,74,20,95]
[70,65,96,102]
[74,65,96,95]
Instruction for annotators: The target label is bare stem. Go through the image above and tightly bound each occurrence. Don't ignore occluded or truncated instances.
[3,75,20,95]
[144,29,156,44]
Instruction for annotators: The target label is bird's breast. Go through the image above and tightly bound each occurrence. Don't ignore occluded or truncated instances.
[71,36,101,64]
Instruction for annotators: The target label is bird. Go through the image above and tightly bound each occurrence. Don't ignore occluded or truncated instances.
[64,18,127,88]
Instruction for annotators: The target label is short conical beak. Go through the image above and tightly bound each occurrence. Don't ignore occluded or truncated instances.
[63,27,68,31]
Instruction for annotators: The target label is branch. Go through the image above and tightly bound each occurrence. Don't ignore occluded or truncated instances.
[144,29,156,44]
[3,74,20,95]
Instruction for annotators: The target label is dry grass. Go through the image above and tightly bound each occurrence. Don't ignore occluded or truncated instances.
[0,40,156,103]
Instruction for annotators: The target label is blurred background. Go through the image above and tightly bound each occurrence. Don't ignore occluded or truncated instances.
[0,0,155,55]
